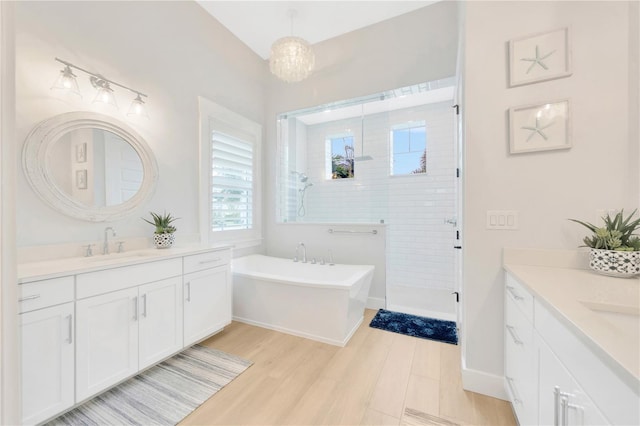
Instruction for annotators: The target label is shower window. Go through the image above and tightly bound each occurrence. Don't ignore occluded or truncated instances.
[328,135,354,179]
[390,122,427,176]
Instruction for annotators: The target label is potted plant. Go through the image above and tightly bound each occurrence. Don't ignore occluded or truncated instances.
[143,211,179,249]
[569,209,640,277]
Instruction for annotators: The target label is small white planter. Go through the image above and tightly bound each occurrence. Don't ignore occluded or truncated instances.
[153,233,175,249]
[589,248,640,278]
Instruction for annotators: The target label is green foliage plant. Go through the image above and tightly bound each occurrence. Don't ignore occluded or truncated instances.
[569,209,640,252]
[142,211,179,234]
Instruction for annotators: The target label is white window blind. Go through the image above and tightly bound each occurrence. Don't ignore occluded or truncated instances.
[211,131,253,232]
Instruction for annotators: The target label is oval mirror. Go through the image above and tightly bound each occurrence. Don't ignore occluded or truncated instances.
[23,112,158,222]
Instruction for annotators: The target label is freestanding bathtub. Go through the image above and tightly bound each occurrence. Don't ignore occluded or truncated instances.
[231,254,374,346]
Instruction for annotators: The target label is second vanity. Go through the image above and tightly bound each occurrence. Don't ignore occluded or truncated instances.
[503,249,639,426]
[18,244,232,425]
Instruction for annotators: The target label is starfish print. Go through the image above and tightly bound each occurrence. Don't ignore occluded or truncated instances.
[521,116,554,142]
[520,45,555,74]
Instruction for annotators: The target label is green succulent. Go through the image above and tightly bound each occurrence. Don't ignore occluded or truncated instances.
[142,211,179,234]
[569,209,640,251]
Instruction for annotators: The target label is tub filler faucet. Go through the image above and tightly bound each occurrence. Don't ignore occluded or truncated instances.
[295,242,307,263]
[103,226,116,255]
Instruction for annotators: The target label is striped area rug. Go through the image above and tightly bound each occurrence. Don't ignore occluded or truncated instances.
[47,345,252,426]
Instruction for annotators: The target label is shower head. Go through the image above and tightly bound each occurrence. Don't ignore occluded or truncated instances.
[291,171,309,182]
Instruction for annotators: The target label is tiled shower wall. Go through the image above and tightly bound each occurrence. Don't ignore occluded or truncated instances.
[280,100,456,293]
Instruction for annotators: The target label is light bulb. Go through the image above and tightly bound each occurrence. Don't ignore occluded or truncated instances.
[127,93,149,118]
[92,81,118,109]
[51,65,81,97]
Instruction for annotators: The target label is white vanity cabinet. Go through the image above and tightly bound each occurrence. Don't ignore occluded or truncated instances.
[75,258,182,401]
[504,270,639,426]
[19,276,75,425]
[183,250,232,346]
[19,246,232,423]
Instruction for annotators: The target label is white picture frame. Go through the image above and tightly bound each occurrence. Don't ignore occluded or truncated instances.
[75,142,87,163]
[509,99,571,154]
[509,27,572,87]
[76,169,87,189]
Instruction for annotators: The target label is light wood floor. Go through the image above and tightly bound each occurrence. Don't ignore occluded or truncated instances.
[181,310,516,426]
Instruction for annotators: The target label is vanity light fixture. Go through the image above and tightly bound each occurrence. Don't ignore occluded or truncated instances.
[90,77,118,109]
[52,58,149,118]
[269,10,315,83]
[127,93,149,118]
[51,64,81,97]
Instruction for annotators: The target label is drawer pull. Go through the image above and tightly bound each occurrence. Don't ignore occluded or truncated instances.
[66,314,73,344]
[198,258,221,265]
[506,325,523,345]
[506,285,524,301]
[19,294,41,302]
[132,296,138,321]
[185,282,191,302]
[506,376,522,404]
[554,387,578,426]
[142,294,147,318]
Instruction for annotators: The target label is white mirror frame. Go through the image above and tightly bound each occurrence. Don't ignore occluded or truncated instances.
[23,111,158,222]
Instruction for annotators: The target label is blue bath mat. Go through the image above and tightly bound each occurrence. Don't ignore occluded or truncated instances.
[369,309,458,345]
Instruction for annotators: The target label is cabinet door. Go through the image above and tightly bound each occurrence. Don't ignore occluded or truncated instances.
[138,277,183,369]
[21,302,74,425]
[76,287,139,401]
[183,265,231,346]
[538,336,609,426]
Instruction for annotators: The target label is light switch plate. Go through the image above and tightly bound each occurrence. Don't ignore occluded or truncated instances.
[486,210,519,230]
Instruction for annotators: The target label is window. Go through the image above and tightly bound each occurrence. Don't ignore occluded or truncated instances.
[199,98,261,245]
[211,132,253,231]
[328,135,354,179]
[390,122,426,175]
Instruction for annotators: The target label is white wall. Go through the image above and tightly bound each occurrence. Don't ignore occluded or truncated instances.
[15,1,265,249]
[265,1,459,306]
[463,0,639,395]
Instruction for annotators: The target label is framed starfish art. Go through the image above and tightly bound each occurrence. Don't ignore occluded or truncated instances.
[509,27,572,87]
[509,100,571,154]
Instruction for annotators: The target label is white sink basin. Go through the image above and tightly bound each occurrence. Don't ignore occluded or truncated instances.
[580,300,640,336]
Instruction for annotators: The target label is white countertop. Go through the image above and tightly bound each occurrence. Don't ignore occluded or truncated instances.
[504,261,639,385]
[18,244,233,283]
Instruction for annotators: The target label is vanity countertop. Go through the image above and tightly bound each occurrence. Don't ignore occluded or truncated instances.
[18,243,233,283]
[504,260,639,386]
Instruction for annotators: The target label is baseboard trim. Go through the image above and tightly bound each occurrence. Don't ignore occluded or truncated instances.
[366,297,385,310]
[232,315,362,347]
[461,367,508,401]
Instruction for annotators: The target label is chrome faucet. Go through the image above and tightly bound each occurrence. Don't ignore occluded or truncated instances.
[103,227,116,255]
[297,242,307,263]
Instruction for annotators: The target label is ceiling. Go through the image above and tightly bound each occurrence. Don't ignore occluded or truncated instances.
[196,1,435,60]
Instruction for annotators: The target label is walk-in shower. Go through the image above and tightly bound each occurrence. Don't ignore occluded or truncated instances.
[276,78,460,320]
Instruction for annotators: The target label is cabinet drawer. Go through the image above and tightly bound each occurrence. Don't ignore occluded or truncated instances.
[505,295,537,425]
[77,258,182,299]
[19,276,74,313]
[183,249,230,274]
[505,272,534,322]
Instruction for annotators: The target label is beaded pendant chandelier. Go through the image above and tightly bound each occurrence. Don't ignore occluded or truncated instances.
[269,10,315,83]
